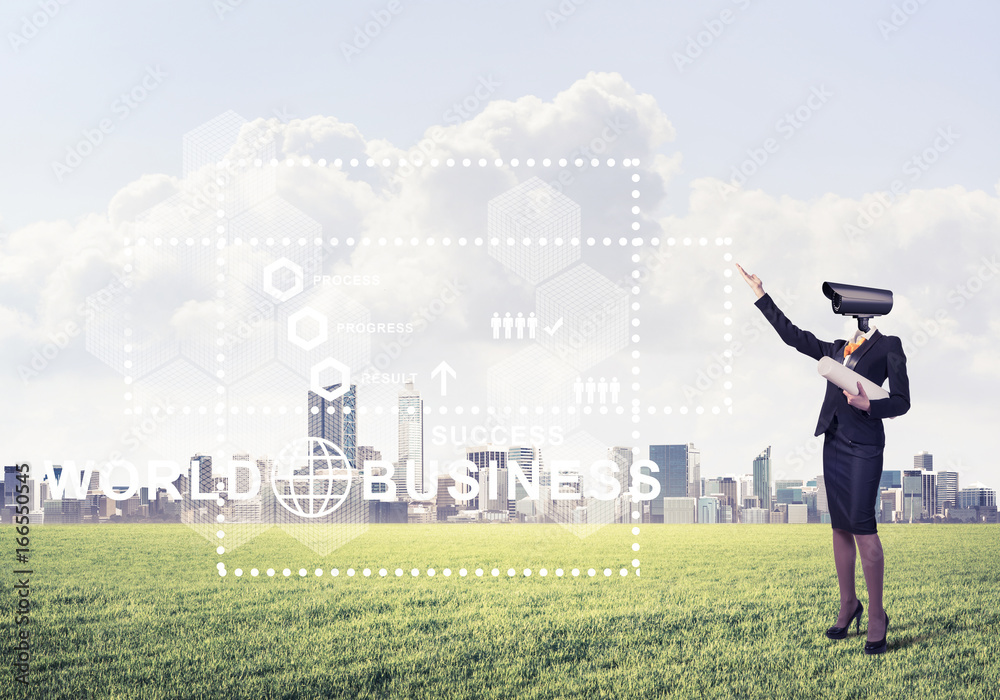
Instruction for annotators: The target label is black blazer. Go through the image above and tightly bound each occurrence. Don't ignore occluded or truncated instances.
[755,293,910,446]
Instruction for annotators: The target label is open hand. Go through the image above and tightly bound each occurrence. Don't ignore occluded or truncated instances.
[735,263,765,299]
[844,381,871,413]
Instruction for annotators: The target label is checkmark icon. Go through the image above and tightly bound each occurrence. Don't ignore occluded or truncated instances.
[544,317,563,335]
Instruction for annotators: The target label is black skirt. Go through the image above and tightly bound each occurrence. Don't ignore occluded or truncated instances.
[823,417,883,535]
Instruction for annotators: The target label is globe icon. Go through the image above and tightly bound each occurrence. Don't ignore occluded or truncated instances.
[271,437,352,518]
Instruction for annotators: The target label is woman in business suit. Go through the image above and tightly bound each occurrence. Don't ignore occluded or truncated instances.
[736,264,910,654]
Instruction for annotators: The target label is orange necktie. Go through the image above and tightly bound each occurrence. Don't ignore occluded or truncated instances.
[844,337,866,358]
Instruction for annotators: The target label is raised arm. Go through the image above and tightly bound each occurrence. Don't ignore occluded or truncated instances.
[736,263,837,361]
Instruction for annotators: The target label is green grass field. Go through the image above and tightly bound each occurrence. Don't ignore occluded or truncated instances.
[5,523,999,699]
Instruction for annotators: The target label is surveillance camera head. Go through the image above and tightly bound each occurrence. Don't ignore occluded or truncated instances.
[822,281,893,332]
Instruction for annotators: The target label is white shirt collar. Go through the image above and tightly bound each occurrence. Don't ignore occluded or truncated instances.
[848,324,877,344]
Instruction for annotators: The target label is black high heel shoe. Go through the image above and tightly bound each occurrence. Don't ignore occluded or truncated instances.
[864,612,890,655]
[826,600,863,639]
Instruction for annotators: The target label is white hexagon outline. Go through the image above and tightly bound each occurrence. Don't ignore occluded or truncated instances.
[263,257,304,302]
[310,357,351,401]
[288,307,328,351]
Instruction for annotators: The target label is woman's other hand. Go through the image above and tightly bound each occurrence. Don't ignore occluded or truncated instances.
[845,381,871,413]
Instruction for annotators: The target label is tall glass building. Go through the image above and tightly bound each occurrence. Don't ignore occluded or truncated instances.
[397,382,424,497]
[465,447,508,513]
[936,471,959,512]
[753,447,772,513]
[649,444,692,523]
[879,470,902,489]
[922,471,937,517]
[902,469,923,521]
[308,384,357,471]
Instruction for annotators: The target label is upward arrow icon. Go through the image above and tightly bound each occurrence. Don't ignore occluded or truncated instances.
[431,361,456,396]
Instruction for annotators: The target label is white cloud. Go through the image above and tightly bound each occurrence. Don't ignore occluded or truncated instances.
[2,72,999,491]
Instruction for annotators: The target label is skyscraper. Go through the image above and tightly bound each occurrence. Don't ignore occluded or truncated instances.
[608,446,633,499]
[902,469,923,522]
[687,445,701,500]
[649,445,693,523]
[397,382,424,495]
[879,470,902,489]
[186,454,217,524]
[2,465,18,509]
[510,446,544,500]
[357,446,385,495]
[718,477,738,523]
[308,384,357,470]
[936,471,959,513]
[816,474,829,516]
[922,471,937,517]
[914,451,933,471]
[192,455,214,496]
[436,474,458,521]
[753,447,772,513]
[465,447,507,512]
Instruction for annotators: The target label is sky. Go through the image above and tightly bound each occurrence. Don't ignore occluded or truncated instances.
[2,0,999,494]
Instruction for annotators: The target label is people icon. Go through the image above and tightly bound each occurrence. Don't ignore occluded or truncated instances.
[574,375,621,405]
[515,312,526,339]
[490,311,542,341]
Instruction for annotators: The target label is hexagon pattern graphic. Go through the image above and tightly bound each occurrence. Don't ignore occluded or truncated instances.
[228,197,323,299]
[535,263,630,372]
[275,283,371,382]
[182,110,247,177]
[179,283,276,385]
[310,358,351,401]
[287,307,327,350]
[227,362,306,457]
[264,258,304,302]
[487,177,581,285]
[486,344,580,435]
[543,430,622,539]
[88,116,643,560]
[127,358,219,458]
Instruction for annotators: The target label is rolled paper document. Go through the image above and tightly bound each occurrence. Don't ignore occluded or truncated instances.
[817,356,890,400]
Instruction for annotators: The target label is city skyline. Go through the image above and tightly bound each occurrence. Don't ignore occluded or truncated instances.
[9,436,995,527]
